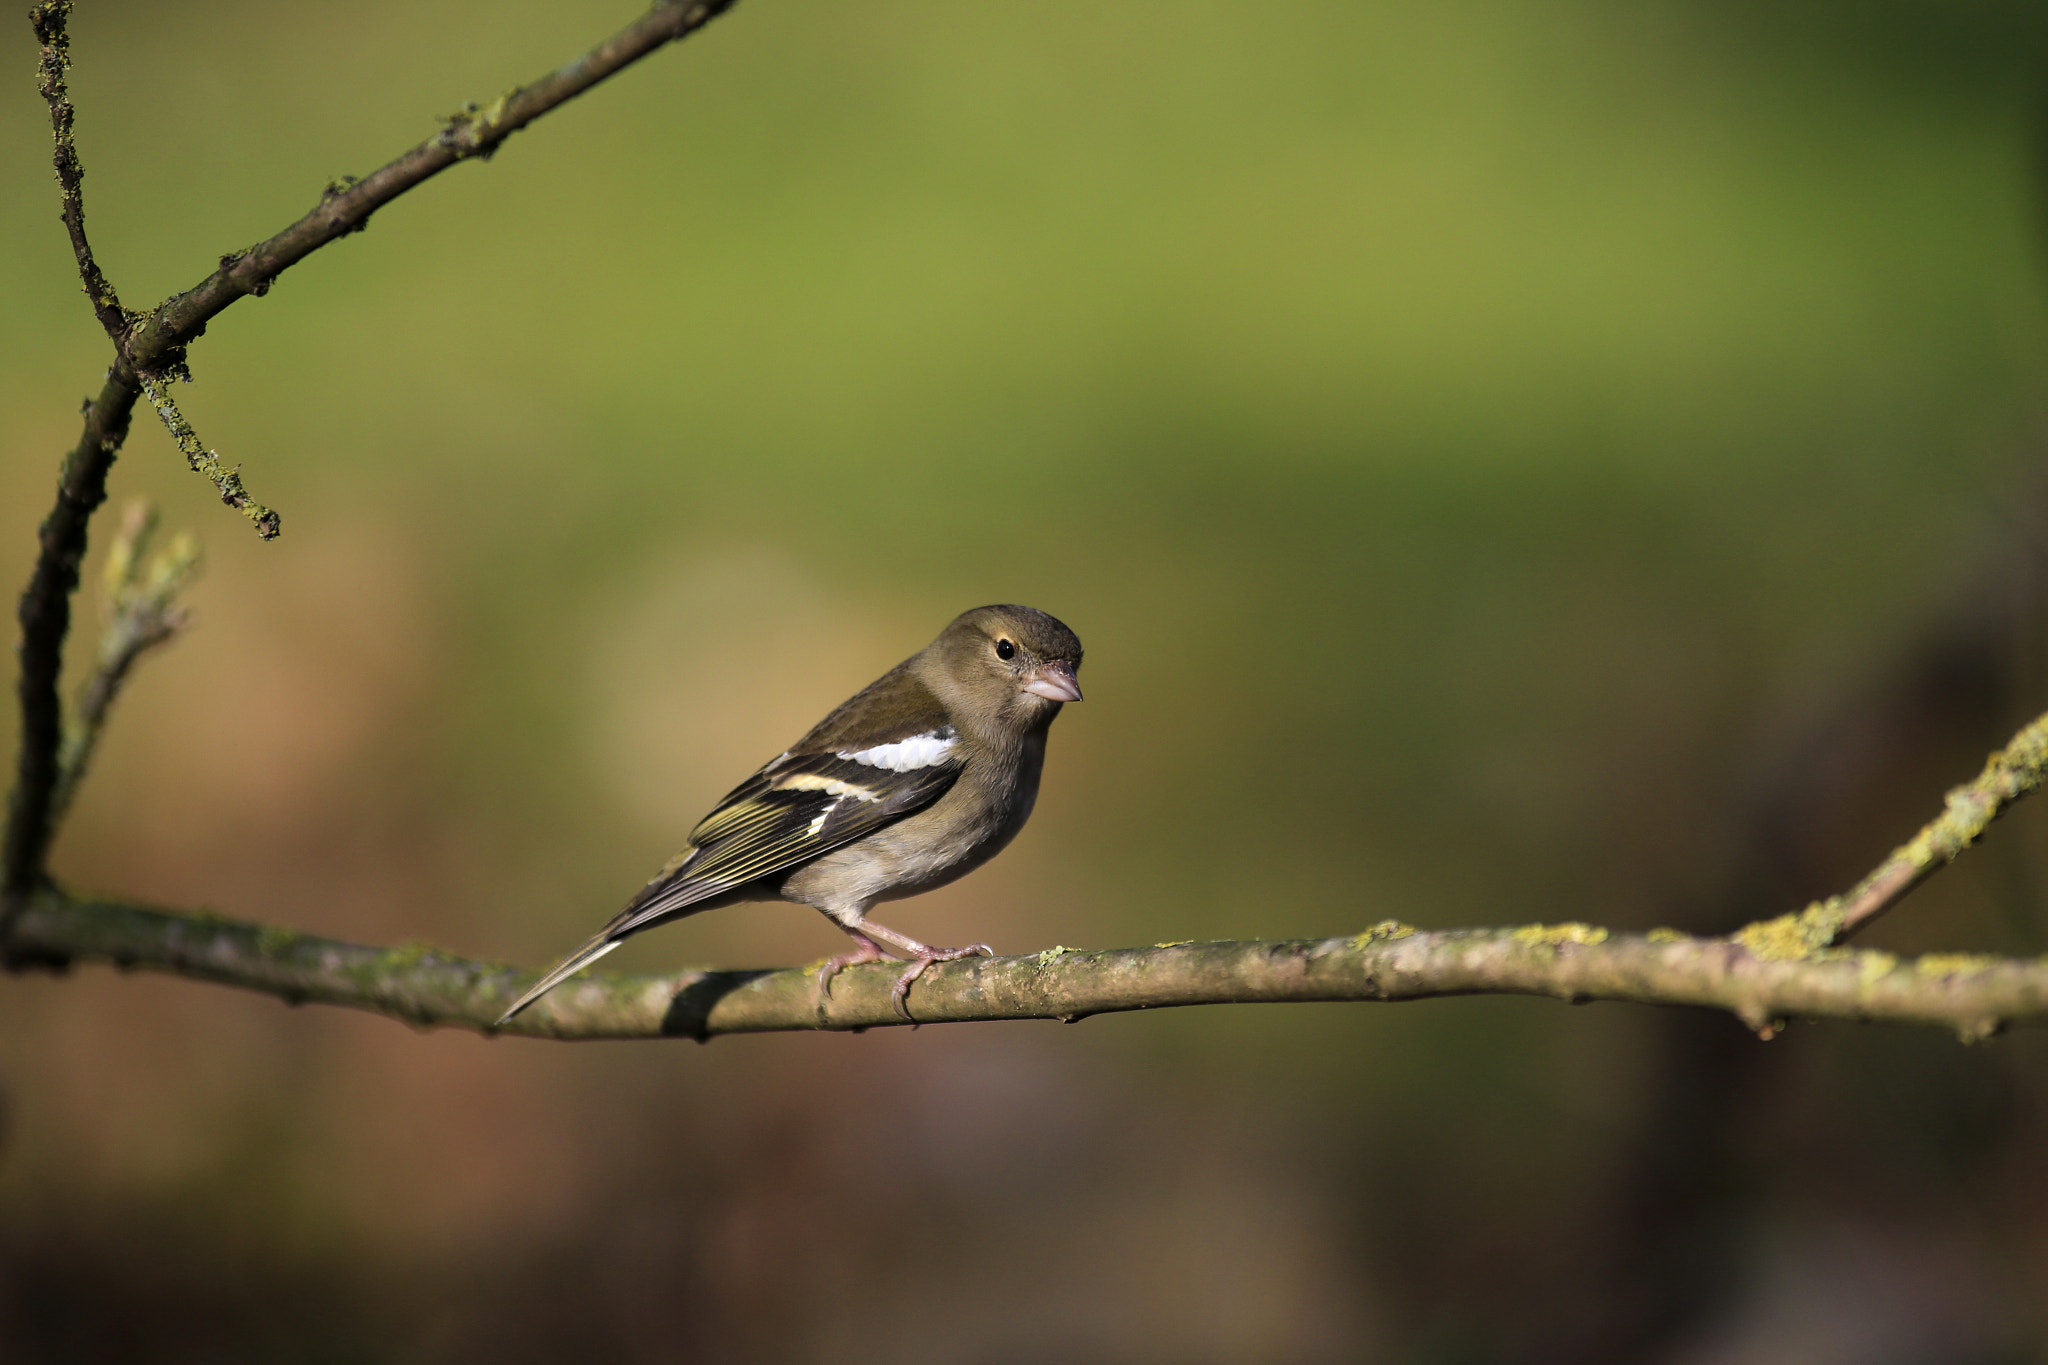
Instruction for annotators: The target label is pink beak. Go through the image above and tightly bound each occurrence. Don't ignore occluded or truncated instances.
[1022,661,1083,703]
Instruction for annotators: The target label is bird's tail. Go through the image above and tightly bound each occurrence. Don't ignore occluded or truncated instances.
[495,932,625,1026]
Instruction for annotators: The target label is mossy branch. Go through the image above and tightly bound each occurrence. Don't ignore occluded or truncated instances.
[18,704,2048,1038]
[30,0,126,342]
[138,377,279,540]
[8,891,2047,1042]
[1831,714,2048,937]
[1727,706,2048,960]
[6,364,136,912]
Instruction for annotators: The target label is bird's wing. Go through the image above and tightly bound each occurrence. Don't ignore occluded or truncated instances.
[601,725,965,939]
[496,662,967,1026]
[494,733,964,1026]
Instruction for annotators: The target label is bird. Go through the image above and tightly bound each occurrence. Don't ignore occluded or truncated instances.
[496,604,1083,1025]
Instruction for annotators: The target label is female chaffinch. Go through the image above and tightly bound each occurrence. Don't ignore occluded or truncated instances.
[498,604,1082,1023]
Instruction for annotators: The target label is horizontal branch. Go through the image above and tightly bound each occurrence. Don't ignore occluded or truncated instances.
[9,890,2046,1042]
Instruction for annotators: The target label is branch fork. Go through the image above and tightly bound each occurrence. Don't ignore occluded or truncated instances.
[7,1,737,917]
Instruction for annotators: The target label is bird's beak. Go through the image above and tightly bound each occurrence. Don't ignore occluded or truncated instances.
[1022,661,1082,703]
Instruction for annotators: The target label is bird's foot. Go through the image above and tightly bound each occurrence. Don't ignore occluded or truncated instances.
[819,918,995,1022]
[888,942,994,1023]
[815,934,888,1001]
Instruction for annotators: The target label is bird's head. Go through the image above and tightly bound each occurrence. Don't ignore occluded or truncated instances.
[929,604,1083,727]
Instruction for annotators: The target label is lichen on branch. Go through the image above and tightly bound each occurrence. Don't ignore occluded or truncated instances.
[30,0,126,342]
[7,889,2048,1042]
[26,701,2048,1040]
[1835,712,2048,937]
[138,376,280,540]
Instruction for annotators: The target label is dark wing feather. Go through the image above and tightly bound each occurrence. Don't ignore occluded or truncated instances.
[600,740,962,938]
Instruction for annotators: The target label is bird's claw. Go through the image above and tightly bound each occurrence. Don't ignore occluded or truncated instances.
[815,939,888,1001]
[890,943,994,1022]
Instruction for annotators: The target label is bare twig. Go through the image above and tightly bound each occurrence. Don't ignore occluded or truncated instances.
[128,0,736,373]
[139,377,279,539]
[7,892,2046,1041]
[49,503,200,825]
[30,0,125,341]
[1833,716,2048,935]
[1728,705,2048,956]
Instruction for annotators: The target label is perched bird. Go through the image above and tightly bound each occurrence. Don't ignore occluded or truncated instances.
[497,604,1083,1024]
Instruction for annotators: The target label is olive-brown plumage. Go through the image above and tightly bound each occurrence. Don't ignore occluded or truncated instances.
[498,605,1082,1023]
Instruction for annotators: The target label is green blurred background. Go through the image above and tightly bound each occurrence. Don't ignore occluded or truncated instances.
[6,0,2048,1359]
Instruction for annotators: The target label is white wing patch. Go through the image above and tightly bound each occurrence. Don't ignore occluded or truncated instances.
[774,772,882,801]
[771,773,886,838]
[840,728,958,772]
[807,794,850,837]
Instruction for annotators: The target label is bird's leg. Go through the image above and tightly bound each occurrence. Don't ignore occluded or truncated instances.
[848,918,994,1022]
[815,929,889,1000]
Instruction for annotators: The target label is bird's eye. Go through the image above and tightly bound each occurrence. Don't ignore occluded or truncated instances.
[995,639,1016,661]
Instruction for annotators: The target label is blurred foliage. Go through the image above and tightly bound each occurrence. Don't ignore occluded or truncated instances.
[5,0,2048,1359]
